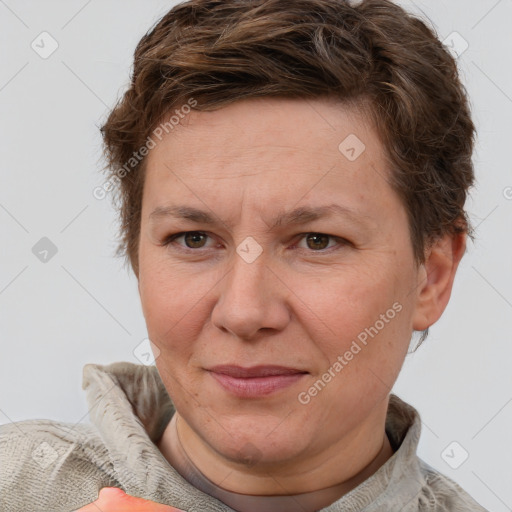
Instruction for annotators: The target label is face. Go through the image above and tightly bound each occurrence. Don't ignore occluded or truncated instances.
[138,97,421,468]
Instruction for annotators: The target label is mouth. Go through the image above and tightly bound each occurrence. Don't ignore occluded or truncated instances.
[207,365,308,398]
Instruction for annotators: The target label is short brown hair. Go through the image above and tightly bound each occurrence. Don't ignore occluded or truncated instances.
[101,0,475,277]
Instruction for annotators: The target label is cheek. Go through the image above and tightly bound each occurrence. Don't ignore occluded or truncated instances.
[295,268,413,422]
[296,266,415,419]
[138,253,216,354]
[139,262,210,405]
[296,263,409,351]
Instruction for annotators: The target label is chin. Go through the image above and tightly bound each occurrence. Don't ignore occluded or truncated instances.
[205,416,310,469]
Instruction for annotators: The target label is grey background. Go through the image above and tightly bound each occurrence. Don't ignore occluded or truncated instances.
[0,1,511,510]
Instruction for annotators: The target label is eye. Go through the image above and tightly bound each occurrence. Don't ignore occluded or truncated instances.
[163,231,215,250]
[162,231,350,254]
[295,233,349,252]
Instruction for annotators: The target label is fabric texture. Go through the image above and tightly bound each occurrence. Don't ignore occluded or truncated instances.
[0,361,488,512]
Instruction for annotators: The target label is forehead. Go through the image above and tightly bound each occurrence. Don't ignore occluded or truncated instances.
[142,97,400,224]
[152,97,375,155]
[146,97,387,176]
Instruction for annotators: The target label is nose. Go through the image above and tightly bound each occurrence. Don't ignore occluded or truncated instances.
[210,248,290,340]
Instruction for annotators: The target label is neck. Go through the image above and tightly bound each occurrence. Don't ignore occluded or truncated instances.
[158,403,394,497]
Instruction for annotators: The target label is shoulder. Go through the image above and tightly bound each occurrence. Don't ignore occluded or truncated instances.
[417,459,488,512]
[0,419,121,512]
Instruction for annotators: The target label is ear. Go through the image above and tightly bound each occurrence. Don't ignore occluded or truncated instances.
[412,232,466,331]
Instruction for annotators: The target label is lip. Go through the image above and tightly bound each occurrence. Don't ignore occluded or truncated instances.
[207,365,308,398]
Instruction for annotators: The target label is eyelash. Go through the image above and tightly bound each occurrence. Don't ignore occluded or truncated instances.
[162,231,351,254]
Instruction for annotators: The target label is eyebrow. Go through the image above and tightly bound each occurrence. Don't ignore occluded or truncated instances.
[149,203,370,231]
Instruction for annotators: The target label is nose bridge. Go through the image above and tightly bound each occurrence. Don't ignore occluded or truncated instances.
[226,244,269,309]
[211,241,288,339]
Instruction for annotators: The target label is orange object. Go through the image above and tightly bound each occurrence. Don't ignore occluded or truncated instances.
[75,487,185,511]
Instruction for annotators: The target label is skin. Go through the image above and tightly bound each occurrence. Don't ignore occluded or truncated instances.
[136,97,465,496]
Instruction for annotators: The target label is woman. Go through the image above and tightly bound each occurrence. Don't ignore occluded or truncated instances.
[0,0,488,510]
